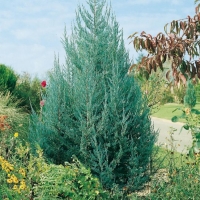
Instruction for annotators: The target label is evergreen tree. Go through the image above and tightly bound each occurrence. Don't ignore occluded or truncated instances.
[184,80,196,109]
[29,0,157,191]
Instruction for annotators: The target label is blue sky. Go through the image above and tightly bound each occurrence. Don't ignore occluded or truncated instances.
[0,0,196,78]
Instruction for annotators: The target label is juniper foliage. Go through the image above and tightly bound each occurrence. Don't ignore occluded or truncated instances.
[29,0,157,191]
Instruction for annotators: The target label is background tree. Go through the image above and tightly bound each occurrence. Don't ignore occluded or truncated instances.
[133,54,172,113]
[13,73,42,113]
[0,64,18,93]
[128,1,200,83]
[29,0,157,192]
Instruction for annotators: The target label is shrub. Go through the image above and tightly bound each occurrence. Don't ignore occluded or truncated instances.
[0,64,18,93]
[0,92,29,144]
[29,0,157,192]
[195,81,200,102]
[134,68,168,113]
[13,73,42,113]
[0,142,113,200]
[160,87,174,105]
[184,80,196,109]
[33,157,111,200]
[173,84,186,104]
[149,148,200,199]
[29,1,156,191]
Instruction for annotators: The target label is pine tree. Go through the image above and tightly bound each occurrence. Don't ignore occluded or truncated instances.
[29,0,157,191]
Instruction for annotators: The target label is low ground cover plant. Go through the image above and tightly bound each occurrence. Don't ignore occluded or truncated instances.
[0,143,112,199]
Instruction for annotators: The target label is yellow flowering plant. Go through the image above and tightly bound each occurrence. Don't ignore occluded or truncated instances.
[0,93,117,199]
[0,153,28,197]
[0,140,47,199]
[14,132,19,138]
[0,141,114,200]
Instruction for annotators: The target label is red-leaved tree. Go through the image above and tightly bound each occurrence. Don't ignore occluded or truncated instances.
[128,1,200,85]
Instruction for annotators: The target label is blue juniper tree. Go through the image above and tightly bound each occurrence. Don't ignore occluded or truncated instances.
[29,0,157,191]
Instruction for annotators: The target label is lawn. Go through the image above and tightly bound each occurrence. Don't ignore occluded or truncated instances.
[151,102,200,122]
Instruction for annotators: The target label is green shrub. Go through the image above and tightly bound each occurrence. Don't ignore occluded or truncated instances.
[0,92,29,144]
[0,92,29,199]
[184,80,196,108]
[29,0,157,192]
[134,68,168,113]
[0,142,115,200]
[149,149,200,199]
[0,64,18,93]
[33,157,111,200]
[173,84,186,104]
[195,81,200,102]
[160,87,174,105]
[13,73,42,113]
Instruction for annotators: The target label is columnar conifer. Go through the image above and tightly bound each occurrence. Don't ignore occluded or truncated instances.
[29,0,157,191]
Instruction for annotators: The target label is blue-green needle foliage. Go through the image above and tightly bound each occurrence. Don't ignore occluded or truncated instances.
[29,0,157,192]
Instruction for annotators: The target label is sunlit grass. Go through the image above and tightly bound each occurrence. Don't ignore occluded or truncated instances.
[152,102,200,122]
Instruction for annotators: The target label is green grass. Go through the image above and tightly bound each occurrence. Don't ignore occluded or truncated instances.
[151,102,200,122]
[152,146,185,169]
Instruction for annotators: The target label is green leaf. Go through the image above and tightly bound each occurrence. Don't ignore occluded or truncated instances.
[189,147,195,158]
[195,132,200,139]
[171,116,179,122]
[195,141,200,149]
[191,109,200,114]
[183,124,189,130]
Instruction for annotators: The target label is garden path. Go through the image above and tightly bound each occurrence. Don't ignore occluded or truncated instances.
[151,117,193,154]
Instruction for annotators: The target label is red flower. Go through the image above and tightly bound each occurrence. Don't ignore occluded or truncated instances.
[41,81,46,87]
[40,100,45,107]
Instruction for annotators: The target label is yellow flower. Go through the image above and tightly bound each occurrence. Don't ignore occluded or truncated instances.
[13,177,19,184]
[7,179,12,184]
[9,165,14,171]
[95,190,99,195]
[13,185,18,190]
[185,107,190,115]
[11,175,19,183]
[14,132,19,138]
[20,179,26,184]
[19,184,26,190]
[19,168,26,176]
